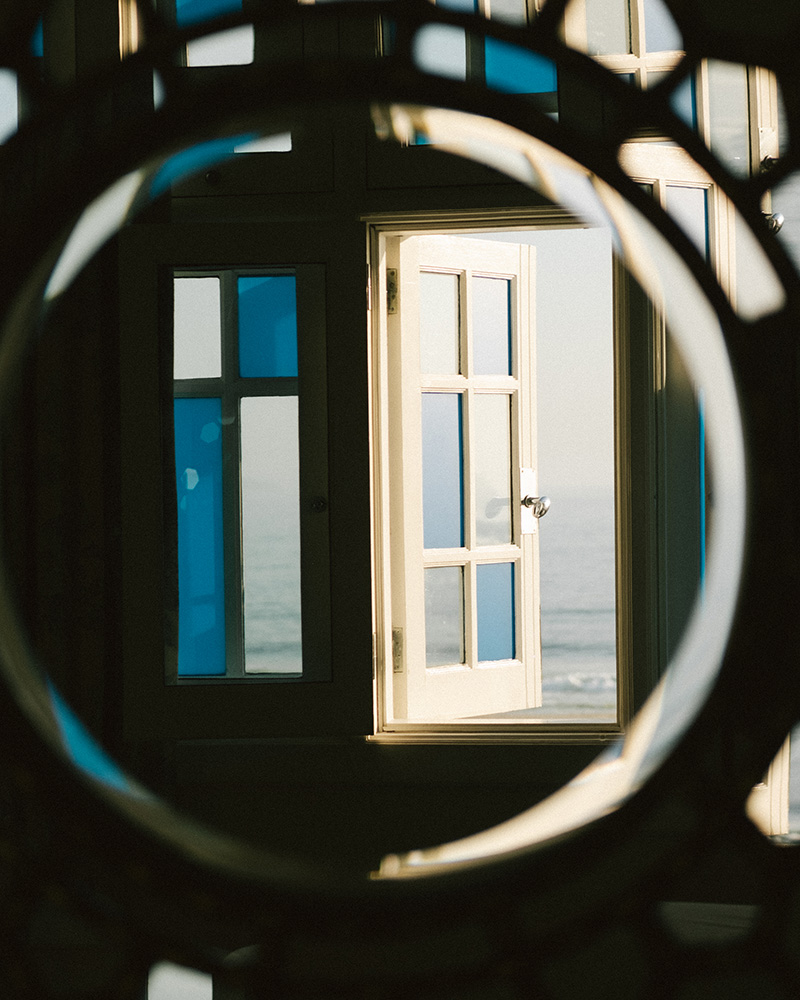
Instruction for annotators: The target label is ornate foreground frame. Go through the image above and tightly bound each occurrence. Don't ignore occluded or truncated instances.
[2,0,800,995]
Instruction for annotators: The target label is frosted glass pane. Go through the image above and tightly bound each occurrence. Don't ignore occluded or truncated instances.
[707,61,750,177]
[0,70,18,144]
[425,567,464,667]
[419,271,460,374]
[585,0,630,56]
[414,25,467,81]
[666,185,708,259]
[174,398,226,677]
[241,397,302,674]
[643,0,682,52]
[174,277,221,379]
[472,276,511,375]
[488,0,528,24]
[422,393,464,549]
[474,394,512,546]
[187,25,254,66]
[477,562,515,661]
[238,275,298,377]
[485,39,557,95]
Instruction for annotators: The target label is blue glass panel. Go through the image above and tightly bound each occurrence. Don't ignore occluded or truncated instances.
[436,0,478,10]
[485,39,557,95]
[238,275,298,378]
[176,0,241,25]
[47,682,131,792]
[175,397,226,676]
[477,562,515,661]
[31,19,44,57]
[422,393,464,549]
[425,567,465,667]
[150,135,258,197]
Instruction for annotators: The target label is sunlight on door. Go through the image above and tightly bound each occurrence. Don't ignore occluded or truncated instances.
[380,226,616,726]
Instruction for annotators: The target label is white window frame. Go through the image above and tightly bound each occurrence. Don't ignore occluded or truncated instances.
[368,210,627,742]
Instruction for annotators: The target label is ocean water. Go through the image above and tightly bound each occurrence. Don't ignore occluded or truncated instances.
[242,483,618,719]
[538,489,617,719]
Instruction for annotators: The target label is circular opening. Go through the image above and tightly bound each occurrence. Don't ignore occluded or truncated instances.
[0,58,751,886]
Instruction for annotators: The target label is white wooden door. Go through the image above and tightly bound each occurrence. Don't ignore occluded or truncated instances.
[387,235,542,721]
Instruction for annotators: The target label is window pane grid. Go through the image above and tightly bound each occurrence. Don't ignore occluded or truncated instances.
[420,260,521,672]
[172,267,301,680]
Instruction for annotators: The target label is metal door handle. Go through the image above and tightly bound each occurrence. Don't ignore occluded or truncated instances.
[521,495,550,518]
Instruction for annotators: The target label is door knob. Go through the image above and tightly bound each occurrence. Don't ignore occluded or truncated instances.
[521,495,550,518]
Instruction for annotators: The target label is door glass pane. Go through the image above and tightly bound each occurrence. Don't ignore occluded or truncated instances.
[707,60,750,177]
[472,276,512,375]
[585,0,630,56]
[238,274,298,378]
[240,397,302,674]
[419,271,460,375]
[174,277,221,379]
[666,185,709,259]
[643,0,682,52]
[422,393,464,549]
[474,393,512,546]
[174,397,226,677]
[176,0,241,25]
[425,566,465,666]
[477,562,515,661]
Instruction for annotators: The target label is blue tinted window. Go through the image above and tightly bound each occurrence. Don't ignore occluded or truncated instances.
[31,19,44,57]
[238,275,298,378]
[477,562,515,661]
[176,0,241,25]
[485,39,557,95]
[174,397,226,676]
[422,393,464,549]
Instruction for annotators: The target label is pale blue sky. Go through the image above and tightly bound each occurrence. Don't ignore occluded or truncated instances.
[475,227,615,496]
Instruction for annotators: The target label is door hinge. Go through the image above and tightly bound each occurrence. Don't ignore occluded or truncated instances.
[392,627,404,673]
[386,268,398,314]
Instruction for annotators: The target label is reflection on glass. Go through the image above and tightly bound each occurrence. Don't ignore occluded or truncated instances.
[707,61,750,177]
[485,39,557,95]
[425,566,465,667]
[174,277,221,379]
[0,70,18,144]
[422,393,464,549]
[413,24,467,81]
[241,397,302,674]
[585,0,630,56]
[419,271,460,374]
[238,275,298,377]
[174,397,226,676]
[477,562,515,661]
[643,0,682,52]
[436,0,477,10]
[473,276,511,375]
[474,394,512,546]
[666,185,708,259]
